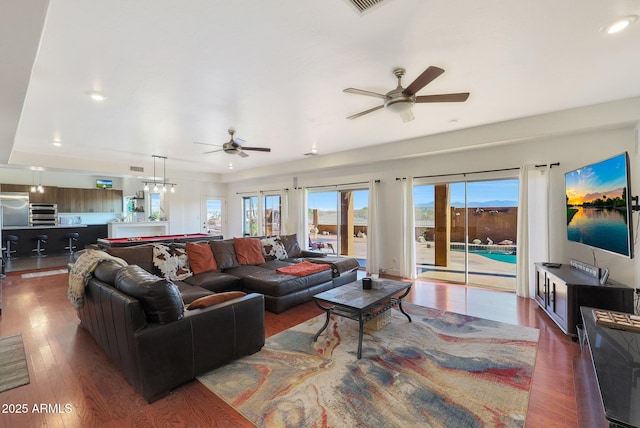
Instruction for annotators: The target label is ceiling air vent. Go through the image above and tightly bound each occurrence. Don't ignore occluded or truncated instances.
[130,165,144,172]
[345,0,390,14]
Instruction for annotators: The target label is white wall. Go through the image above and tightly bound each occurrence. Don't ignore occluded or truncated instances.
[120,176,228,235]
[226,125,638,288]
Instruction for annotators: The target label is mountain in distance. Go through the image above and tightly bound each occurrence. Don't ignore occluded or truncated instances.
[416,200,518,208]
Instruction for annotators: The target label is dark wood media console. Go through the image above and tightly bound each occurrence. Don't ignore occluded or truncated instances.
[534,262,634,337]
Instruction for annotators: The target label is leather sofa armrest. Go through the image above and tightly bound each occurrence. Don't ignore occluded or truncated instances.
[133,293,265,402]
[188,293,265,370]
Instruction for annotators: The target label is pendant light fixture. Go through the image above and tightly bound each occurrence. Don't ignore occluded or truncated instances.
[30,170,44,193]
[142,155,176,192]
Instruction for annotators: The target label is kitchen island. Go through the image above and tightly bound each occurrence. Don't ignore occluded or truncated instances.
[2,224,107,257]
[107,221,169,238]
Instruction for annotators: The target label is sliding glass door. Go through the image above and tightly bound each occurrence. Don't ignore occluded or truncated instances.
[307,188,368,266]
[414,182,467,284]
[242,194,281,236]
[414,178,518,291]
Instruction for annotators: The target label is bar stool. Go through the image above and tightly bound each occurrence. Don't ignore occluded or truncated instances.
[5,235,18,259]
[64,232,79,253]
[32,234,48,257]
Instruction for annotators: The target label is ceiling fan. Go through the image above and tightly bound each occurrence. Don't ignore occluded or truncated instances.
[344,66,470,122]
[194,129,271,158]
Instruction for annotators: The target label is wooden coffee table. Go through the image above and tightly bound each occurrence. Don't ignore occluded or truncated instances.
[313,279,412,359]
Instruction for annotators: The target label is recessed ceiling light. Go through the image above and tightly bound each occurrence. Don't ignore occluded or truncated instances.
[53,141,62,147]
[602,15,638,34]
[228,163,233,170]
[86,90,107,102]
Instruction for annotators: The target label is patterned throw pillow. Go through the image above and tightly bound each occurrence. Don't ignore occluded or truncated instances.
[260,236,289,261]
[152,244,193,281]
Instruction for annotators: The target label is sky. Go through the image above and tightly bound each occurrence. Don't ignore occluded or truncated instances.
[308,190,368,210]
[414,179,519,206]
[307,179,520,210]
[565,153,628,205]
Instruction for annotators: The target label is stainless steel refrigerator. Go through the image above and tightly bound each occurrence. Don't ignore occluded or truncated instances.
[1,192,30,227]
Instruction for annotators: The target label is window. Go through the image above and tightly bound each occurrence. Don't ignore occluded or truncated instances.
[149,193,161,221]
[242,196,258,236]
[262,194,281,236]
[242,194,282,236]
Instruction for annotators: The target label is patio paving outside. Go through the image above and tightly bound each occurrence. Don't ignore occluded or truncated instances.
[311,234,516,292]
[416,242,516,292]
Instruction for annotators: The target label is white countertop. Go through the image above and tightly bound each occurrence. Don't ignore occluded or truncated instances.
[107,221,169,225]
[2,224,89,230]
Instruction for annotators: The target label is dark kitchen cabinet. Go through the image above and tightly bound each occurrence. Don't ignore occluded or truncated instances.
[2,183,122,213]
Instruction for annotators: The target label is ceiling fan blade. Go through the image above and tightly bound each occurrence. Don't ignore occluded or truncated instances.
[233,138,246,145]
[343,88,387,99]
[241,146,271,152]
[399,109,414,123]
[415,93,470,103]
[203,148,223,154]
[346,104,384,120]
[237,150,249,158]
[194,141,221,147]
[403,66,445,96]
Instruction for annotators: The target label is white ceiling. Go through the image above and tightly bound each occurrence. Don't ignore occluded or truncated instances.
[3,0,640,180]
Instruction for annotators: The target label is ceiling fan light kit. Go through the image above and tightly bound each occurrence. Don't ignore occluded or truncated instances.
[195,129,271,158]
[344,66,469,122]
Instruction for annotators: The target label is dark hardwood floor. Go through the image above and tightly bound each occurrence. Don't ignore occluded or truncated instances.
[0,263,605,427]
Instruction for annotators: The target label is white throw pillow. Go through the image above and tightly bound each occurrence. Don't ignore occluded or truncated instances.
[260,236,289,260]
[152,244,193,281]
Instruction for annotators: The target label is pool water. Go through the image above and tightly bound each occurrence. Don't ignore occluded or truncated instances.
[452,248,517,264]
[476,252,517,264]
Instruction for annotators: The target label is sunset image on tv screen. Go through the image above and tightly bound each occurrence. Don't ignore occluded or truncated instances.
[565,153,631,257]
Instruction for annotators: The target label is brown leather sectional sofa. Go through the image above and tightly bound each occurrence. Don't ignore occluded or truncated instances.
[77,260,265,402]
[102,234,360,313]
[75,234,359,401]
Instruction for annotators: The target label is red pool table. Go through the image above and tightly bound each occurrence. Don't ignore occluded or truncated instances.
[97,233,220,248]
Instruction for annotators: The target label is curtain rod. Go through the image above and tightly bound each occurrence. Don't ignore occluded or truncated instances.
[301,179,380,190]
[397,162,559,181]
[236,188,288,195]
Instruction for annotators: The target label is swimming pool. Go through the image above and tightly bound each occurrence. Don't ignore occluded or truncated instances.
[452,247,517,264]
[474,252,517,264]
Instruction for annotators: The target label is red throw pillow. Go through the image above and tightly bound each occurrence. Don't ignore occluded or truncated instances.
[186,291,246,310]
[234,237,266,265]
[186,242,218,274]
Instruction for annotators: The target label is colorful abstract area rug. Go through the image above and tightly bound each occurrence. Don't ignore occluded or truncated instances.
[198,304,539,428]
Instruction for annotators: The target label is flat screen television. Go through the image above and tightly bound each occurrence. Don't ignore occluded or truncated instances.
[565,152,634,258]
[96,179,113,189]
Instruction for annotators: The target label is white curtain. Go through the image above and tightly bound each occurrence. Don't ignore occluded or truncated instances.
[285,187,306,248]
[516,164,550,297]
[366,179,380,274]
[280,189,290,234]
[401,177,417,279]
[297,188,308,248]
